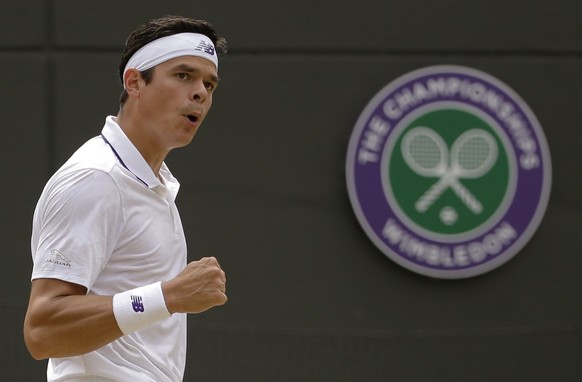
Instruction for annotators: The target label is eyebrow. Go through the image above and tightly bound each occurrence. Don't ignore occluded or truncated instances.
[172,63,220,84]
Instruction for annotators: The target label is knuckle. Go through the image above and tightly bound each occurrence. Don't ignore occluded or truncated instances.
[208,266,222,277]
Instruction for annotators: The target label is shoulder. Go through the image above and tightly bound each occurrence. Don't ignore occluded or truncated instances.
[64,136,117,173]
[48,136,122,195]
[40,139,122,211]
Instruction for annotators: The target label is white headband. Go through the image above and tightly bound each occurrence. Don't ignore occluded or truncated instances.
[123,32,218,87]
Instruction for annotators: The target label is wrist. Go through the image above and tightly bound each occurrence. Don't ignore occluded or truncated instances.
[112,281,171,335]
[160,281,177,314]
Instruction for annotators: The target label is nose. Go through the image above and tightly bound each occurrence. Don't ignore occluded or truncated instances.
[192,80,209,103]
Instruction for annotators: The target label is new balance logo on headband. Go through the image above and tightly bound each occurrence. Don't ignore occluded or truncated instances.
[195,40,215,56]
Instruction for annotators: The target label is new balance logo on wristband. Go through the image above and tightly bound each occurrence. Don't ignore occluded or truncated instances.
[131,295,145,313]
[112,283,169,335]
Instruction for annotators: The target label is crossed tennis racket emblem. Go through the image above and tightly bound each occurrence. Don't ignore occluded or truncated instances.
[401,127,498,214]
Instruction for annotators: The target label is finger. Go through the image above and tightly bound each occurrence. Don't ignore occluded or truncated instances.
[218,269,226,283]
[202,257,225,278]
[210,257,223,271]
[200,256,223,269]
[200,256,216,264]
[214,276,226,293]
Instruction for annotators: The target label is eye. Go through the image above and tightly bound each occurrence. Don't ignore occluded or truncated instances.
[204,82,216,92]
[176,73,190,80]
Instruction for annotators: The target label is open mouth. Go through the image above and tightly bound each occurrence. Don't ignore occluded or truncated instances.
[186,114,199,123]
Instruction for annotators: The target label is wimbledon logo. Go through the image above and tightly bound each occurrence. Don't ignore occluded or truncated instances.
[346,65,551,279]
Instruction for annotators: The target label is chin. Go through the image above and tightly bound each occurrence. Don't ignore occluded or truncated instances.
[176,133,197,148]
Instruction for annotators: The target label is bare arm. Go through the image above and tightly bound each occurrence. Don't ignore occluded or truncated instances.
[23,278,122,360]
[24,257,227,360]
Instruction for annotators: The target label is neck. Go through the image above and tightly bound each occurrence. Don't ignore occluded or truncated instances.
[116,109,167,177]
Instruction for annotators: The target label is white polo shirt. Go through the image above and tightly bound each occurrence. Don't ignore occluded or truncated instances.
[31,116,188,382]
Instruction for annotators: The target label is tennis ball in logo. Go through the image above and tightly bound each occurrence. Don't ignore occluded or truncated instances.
[440,206,458,225]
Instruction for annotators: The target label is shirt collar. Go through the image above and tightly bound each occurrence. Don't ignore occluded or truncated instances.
[101,116,166,189]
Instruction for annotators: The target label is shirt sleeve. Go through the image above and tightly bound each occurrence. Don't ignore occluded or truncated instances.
[31,168,124,289]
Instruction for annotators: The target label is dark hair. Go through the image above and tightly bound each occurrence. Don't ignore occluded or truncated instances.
[118,15,227,106]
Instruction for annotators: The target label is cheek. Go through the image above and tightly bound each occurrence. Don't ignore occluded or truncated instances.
[147,89,176,112]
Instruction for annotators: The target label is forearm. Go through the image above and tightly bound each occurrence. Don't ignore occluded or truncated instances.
[24,256,227,360]
[24,294,122,360]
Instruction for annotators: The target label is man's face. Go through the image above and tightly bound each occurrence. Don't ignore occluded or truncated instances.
[136,55,219,151]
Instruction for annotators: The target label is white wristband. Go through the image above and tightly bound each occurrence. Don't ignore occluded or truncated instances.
[112,281,171,335]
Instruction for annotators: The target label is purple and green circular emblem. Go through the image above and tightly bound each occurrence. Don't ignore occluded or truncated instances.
[346,65,552,278]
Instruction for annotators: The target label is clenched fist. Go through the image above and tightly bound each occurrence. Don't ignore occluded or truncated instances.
[161,257,227,314]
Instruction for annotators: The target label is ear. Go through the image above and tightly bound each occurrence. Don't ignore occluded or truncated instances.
[124,68,142,98]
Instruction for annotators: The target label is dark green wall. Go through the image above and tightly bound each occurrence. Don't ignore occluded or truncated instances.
[2,1,581,380]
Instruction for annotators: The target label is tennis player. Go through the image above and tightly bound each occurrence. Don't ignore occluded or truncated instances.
[24,15,228,381]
